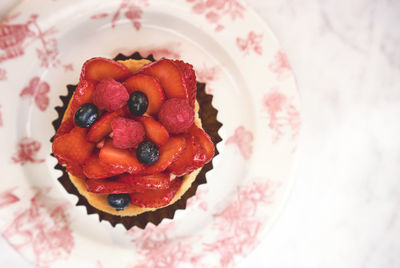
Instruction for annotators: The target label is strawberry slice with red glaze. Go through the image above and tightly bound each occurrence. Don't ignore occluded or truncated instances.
[52,127,95,177]
[137,116,169,146]
[140,136,186,175]
[87,108,127,143]
[173,60,197,107]
[86,177,137,194]
[69,80,96,117]
[53,127,94,164]
[55,118,74,140]
[188,125,215,164]
[99,140,144,174]
[80,57,132,82]
[130,177,183,208]
[139,59,189,100]
[83,153,125,179]
[118,173,171,191]
[167,135,206,176]
[124,74,166,115]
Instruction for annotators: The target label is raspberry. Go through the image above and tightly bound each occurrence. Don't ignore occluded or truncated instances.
[158,98,194,134]
[111,117,145,149]
[93,78,129,112]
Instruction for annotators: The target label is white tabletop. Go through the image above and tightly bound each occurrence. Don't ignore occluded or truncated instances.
[1,0,400,267]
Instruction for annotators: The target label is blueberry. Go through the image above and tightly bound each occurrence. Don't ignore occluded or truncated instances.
[136,141,159,165]
[107,194,130,211]
[74,103,98,128]
[128,91,148,116]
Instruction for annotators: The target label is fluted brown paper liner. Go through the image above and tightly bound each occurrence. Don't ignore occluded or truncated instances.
[51,52,222,229]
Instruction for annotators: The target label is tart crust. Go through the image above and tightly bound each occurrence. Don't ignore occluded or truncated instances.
[61,59,205,217]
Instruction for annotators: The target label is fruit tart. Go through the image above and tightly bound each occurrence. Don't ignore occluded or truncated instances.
[51,52,221,228]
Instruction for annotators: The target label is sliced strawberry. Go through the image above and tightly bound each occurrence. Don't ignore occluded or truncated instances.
[86,177,138,194]
[55,118,74,140]
[139,59,189,100]
[99,140,144,174]
[173,60,197,107]
[80,57,132,82]
[140,136,186,175]
[137,116,169,146]
[52,127,95,178]
[87,108,127,143]
[83,153,125,179]
[66,162,86,179]
[188,125,215,164]
[167,135,206,176]
[130,177,183,208]
[124,74,166,115]
[118,173,171,191]
[69,80,96,117]
[53,126,95,165]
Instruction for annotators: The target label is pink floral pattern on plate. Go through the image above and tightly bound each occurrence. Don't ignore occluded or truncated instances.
[263,90,301,142]
[12,137,45,165]
[0,14,63,68]
[269,50,292,79]
[236,31,263,55]
[20,76,50,111]
[0,0,300,267]
[226,126,254,160]
[91,0,149,30]
[0,189,20,209]
[125,181,276,268]
[186,0,246,32]
[1,189,74,268]
[127,222,203,268]
[203,181,277,268]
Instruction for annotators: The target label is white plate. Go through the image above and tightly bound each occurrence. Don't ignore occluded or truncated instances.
[0,0,300,267]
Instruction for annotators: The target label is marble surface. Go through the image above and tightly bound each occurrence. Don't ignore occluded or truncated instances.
[1,0,400,267]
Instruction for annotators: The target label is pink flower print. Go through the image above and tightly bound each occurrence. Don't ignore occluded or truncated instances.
[0,189,20,209]
[236,31,263,55]
[91,0,149,30]
[287,104,301,140]
[20,77,50,111]
[186,0,245,32]
[226,126,254,160]
[36,37,59,68]
[204,181,276,268]
[128,222,207,268]
[0,68,6,80]
[194,2,207,14]
[205,11,220,23]
[3,191,74,268]
[269,50,292,78]
[124,4,143,30]
[263,91,286,140]
[206,0,227,10]
[263,91,300,142]
[12,137,45,165]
